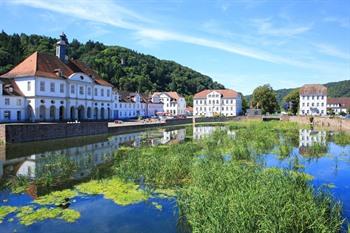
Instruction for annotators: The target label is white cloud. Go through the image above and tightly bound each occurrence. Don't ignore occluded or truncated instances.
[324,16,350,28]
[251,18,311,37]
[8,0,348,75]
[313,43,350,60]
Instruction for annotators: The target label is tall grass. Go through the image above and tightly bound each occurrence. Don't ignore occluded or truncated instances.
[177,161,343,233]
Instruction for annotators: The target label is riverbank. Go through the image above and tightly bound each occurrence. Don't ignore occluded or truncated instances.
[0,116,251,144]
[282,115,350,131]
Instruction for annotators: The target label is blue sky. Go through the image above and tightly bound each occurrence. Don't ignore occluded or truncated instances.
[0,0,349,94]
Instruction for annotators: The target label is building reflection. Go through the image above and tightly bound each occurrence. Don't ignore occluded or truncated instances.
[193,126,235,140]
[299,129,327,155]
[0,128,187,180]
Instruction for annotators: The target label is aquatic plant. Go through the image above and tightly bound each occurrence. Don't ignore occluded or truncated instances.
[332,132,350,147]
[151,202,162,211]
[178,161,343,233]
[300,143,328,157]
[0,206,17,223]
[16,206,80,226]
[75,178,148,206]
[34,189,77,206]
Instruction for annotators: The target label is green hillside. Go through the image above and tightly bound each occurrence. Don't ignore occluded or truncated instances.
[0,31,224,99]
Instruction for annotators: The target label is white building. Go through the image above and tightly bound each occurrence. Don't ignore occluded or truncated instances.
[113,91,143,119]
[142,94,164,117]
[193,89,242,117]
[152,92,186,116]
[299,84,327,116]
[0,80,26,122]
[327,98,350,115]
[0,33,114,122]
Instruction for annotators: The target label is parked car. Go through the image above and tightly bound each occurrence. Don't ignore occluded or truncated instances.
[345,115,350,119]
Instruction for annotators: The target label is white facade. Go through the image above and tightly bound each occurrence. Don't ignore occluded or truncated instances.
[0,81,26,122]
[12,75,114,122]
[299,84,327,116]
[327,98,350,114]
[153,92,186,116]
[193,90,242,117]
[299,95,327,116]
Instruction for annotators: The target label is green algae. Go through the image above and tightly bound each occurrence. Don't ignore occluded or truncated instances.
[155,188,177,197]
[75,178,149,206]
[59,209,80,222]
[15,206,80,226]
[34,189,77,206]
[151,202,162,211]
[0,206,17,223]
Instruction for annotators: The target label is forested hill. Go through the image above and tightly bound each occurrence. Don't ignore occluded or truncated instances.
[0,31,224,98]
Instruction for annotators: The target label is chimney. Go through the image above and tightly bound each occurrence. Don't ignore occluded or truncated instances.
[56,32,69,63]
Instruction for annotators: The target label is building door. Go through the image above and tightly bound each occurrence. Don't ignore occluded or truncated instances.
[17,111,21,121]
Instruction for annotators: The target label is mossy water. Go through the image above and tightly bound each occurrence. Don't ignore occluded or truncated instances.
[0,122,350,233]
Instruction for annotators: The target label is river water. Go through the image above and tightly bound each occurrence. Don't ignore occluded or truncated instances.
[0,125,349,233]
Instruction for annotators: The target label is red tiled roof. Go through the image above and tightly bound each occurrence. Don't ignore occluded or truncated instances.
[328,97,350,108]
[68,59,113,87]
[1,52,113,87]
[193,89,240,99]
[300,84,327,96]
[153,91,183,100]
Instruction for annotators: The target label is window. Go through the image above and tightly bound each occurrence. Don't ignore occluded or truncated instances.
[16,99,21,106]
[50,82,55,92]
[107,89,110,97]
[79,86,84,95]
[17,111,21,121]
[95,88,98,96]
[71,85,75,94]
[101,89,104,96]
[40,81,45,91]
[5,98,10,105]
[4,111,10,120]
[60,84,64,93]
[88,87,91,95]
[27,81,31,91]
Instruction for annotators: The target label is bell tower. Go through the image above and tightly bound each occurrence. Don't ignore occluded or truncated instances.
[56,32,69,63]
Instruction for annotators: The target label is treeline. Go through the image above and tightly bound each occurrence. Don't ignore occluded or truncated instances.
[0,31,224,101]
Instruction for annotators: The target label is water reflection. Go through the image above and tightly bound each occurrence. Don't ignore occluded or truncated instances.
[0,126,236,181]
[299,129,328,156]
[193,126,235,140]
[299,129,327,147]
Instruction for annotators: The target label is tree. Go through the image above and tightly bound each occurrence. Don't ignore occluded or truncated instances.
[250,84,278,114]
[348,108,350,114]
[283,89,300,115]
[241,95,249,114]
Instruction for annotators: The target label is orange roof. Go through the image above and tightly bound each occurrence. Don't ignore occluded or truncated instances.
[328,97,350,108]
[194,89,240,99]
[300,84,327,96]
[1,52,113,87]
[153,91,183,100]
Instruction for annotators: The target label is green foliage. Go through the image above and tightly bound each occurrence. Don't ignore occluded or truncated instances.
[16,206,80,226]
[178,162,342,233]
[283,89,300,115]
[332,132,350,147]
[250,84,279,114]
[0,31,224,98]
[241,95,249,114]
[34,189,77,206]
[75,178,149,206]
[0,206,17,223]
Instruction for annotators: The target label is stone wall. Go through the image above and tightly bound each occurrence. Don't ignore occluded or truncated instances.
[1,122,108,143]
[283,116,350,131]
